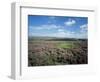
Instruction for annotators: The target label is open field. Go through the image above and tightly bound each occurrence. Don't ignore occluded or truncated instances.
[28,37,88,66]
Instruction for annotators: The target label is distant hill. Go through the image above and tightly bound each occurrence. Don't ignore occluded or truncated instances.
[28,36,87,41]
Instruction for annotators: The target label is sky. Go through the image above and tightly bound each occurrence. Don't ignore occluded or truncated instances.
[28,15,88,39]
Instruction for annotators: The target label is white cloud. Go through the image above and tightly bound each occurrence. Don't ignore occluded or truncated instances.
[64,19,76,26]
[58,29,64,32]
[30,28,75,38]
[56,32,66,37]
[80,24,88,33]
[29,24,87,39]
[71,32,75,34]
[53,30,76,38]
[30,31,87,39]
[75,33,87,39]
[78,24,88,39]
[52,30,87,39]
[33,24,62,30]
[80,24,87,30]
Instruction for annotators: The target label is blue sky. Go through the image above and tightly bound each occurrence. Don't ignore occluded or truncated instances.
[28,15,88,39]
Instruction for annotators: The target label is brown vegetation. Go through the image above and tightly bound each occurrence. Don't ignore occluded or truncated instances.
[28,39,88,66]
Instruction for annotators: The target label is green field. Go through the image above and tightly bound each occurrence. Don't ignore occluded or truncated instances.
[57,41,75,49]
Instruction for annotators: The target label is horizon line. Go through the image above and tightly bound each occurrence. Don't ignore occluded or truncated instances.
[28,35,88,39]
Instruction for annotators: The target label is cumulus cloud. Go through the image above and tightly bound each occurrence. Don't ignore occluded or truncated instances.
[80,24,87,30]
[80,24,88,33]
[55,29,76,38]
[78,24,88,39]
[64,19,76,26]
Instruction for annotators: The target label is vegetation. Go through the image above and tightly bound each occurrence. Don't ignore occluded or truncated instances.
[28,37,88,66]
